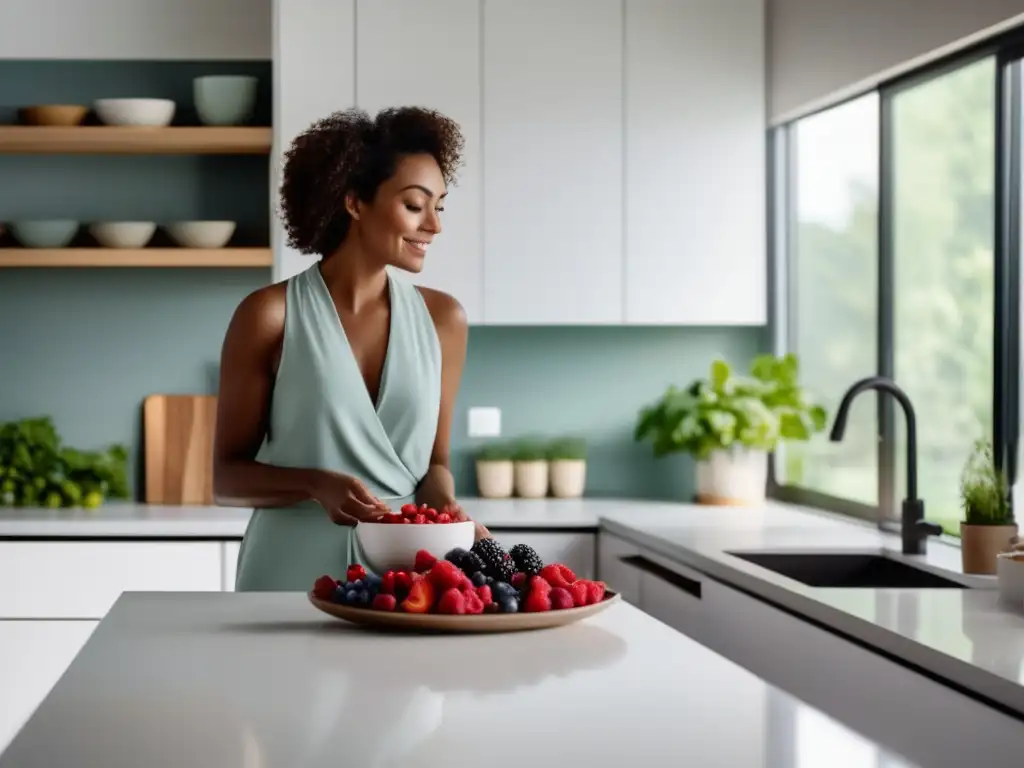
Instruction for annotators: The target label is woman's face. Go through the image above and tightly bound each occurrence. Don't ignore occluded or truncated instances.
[349,153,446,273]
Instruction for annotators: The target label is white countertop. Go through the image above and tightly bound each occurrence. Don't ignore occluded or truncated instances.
[0,591,950,768]
[597,502,1024,718]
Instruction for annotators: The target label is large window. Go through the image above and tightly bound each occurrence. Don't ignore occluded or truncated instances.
[772,44,1012,534]
[892,58,996,534]
[777,94,879,506]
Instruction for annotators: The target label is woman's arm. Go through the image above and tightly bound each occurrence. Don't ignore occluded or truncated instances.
[213,285,321,507]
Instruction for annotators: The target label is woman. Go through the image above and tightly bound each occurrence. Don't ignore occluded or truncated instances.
[213,106,487,591]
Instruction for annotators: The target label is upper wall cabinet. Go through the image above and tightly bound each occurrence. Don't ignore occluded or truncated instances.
[271,0,355,284]
[624,0,767,325]
[356,0,484,324]
[0,0,271,59]
[482,0,624,325]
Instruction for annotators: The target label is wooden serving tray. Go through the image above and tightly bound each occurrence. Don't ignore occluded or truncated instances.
[307,590,621,633]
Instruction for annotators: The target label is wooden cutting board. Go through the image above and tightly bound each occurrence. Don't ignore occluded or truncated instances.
[143,394,218,505]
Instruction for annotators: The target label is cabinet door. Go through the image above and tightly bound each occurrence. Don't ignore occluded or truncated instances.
[497,532,596,581]
[597,532,642,604]
[222,541,242,591]
[482,0,624,324]
[623,548,719,648]
[272,0,356,283]
[624,0,766,324]
[356,0,484,323]
[0,620,97,754]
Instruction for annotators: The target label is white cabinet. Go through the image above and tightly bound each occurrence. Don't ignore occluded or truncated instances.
[356,0,484,323]
[222,541,242,591]
[503,532,596,581]
[624,0,766,325]
[597,532,643,604]
[271,0,356,283]
[481,0,624,324]
[0,620,97,754]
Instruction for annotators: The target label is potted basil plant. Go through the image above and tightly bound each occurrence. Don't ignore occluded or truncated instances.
[959,438,1018,575]
[548,437,587,498]
[634,353,827,505]
[474,441,515,499]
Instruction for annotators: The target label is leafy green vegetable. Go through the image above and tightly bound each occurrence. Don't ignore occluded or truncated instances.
[960,438,1013,526]
[0,416,129,509]
[547,437,587,461]
[511,437,548,463]
[476,441,515,462]
[633,353,829,461]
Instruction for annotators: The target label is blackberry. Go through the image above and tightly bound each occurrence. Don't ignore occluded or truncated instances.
[445,547,469,564]
[472,538,516,582]
[509,544,544,576]
[457,551,486,577]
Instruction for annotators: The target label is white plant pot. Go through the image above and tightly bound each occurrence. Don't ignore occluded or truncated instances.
[514,460,549,498]
[695,447,767,505]
[475,460,514,499]
[550,459,586,498]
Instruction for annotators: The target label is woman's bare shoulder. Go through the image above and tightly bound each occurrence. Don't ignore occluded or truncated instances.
[415,285,467,339]
[229,281,288,338]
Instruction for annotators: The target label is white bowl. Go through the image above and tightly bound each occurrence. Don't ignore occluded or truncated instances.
[165,220,236,249]
[356,520,475,574]
[89,221,156,248]
[94,98,176,127]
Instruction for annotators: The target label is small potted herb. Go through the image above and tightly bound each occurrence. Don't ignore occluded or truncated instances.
[959,438,1017,575]
[474,441,515,499]
[548,437,587,498]
[512,438,549,498]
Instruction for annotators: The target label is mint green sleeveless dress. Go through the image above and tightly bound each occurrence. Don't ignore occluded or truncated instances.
[234,264,442,591]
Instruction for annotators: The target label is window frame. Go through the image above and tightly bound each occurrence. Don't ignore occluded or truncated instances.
[766,30,1024,533]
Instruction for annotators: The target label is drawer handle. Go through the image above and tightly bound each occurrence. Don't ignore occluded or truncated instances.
[620,555,702,599]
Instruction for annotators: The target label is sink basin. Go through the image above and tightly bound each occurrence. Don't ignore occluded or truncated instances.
[726,552,967,589]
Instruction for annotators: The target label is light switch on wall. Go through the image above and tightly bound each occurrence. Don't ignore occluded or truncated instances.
[467,407,502,438]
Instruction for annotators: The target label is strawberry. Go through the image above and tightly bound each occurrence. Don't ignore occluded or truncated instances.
[549,587,574,610]
[436,513,452,524]
[401,503,418,515]
[528,575,551,596]
[414,549,438,573]
[427,560,464,591]
[371,593,397,612]
[523,589,552,612]
[464,591,485,615]
[312,575,337,601]
[476,584,493,605]
[379,570,396,595]
[511,572,527,588]
[568,580,589,607]
[586,580,607,604]
[346,564,367,582]
[401,579,436,614]
[437,588,466,614]
[394,571,414,595]
[539,563,576,590]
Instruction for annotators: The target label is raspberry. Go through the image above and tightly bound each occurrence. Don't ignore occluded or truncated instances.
[312,575,337,601]
[428,561,464,591]
[437,588,466,615]
[476,584,493,605]
[414,549,438,573]
[394,571,414,596]
[549,587,574,610]
[371,593,397,611]
[412,513,428,524]
[346,564,367,582]
[464,592,485,615]
[539,563,575,590]
[511,572,527,588]
[586,580,607,603]
[401,503,418,515]
[528,575,552,596]
[568,580,589,607]
[436,513,453,524]
[380,571,397,595]
[523,589,552,612]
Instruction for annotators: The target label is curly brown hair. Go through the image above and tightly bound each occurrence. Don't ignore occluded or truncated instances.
[278,106,465,257]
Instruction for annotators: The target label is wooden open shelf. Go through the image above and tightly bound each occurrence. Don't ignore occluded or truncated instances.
[0,126,272,155]
[0,248,272,268]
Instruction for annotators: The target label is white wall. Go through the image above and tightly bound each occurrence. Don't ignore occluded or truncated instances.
[0,0,271,59]
[769,0,1024,123]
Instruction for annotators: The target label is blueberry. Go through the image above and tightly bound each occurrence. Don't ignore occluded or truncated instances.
[357,591,371,605]
[471,571,487,587]
[493,582,516,597]
[345,589,359,604]
[352,579,364,590]
[332,585,348,603]
[365,574,382,588]
[499,597,519,614]
[485,576,495,586]
[445,547,468,562]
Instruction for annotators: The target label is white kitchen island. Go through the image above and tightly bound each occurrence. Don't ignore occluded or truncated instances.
[2,593,1023,768]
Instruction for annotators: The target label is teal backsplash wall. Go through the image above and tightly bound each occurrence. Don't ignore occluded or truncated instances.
[0,266,764,501]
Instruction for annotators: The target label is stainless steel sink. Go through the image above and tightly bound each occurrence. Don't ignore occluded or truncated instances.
[726,552,967,589]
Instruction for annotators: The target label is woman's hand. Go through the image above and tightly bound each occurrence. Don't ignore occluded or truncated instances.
[310,471,390,526]
[443,502,492,542]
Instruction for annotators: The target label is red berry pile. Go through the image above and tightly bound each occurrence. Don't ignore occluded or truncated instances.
[311,541,608,616]
[372,503,459,525]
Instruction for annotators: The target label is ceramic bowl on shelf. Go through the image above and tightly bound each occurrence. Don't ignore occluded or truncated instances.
[18,105,88,126]
[355,520,475,574]
[9,220,79,248]
[193,75,258,126]
[165,221,236,249]
[88,221,157,249]
[94,98,175,127]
